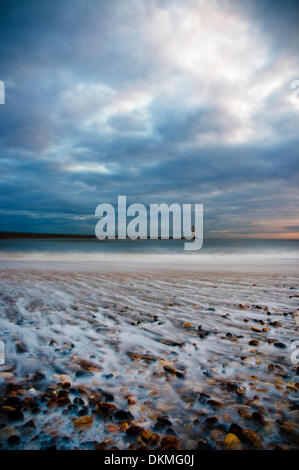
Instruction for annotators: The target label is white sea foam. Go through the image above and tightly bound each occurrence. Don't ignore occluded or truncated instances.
[0,265,298,449]
[0,248,299,275]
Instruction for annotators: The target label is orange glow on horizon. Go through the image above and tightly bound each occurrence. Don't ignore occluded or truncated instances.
[228,232,299,239]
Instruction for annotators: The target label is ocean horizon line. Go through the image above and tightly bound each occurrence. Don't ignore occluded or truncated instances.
[1,231,299,241]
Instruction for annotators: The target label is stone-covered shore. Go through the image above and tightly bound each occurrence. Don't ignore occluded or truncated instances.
[0,268,298,450]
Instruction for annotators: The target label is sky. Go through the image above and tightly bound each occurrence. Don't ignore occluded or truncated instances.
[0,0,299,237]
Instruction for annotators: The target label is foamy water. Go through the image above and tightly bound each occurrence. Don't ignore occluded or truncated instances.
[0,258,298,449]
[0,238,298,273]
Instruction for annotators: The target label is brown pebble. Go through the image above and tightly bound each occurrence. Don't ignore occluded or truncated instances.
[150,432,160,445]
[119,421,129,432]
[141,429,151,441]
[95,401,117,416]
[72,415,93,428]
[160,435,181,449]
[242,429,263,449]
[207,399,223,408]
[126,425,144,436]
[95,442,107,450]
[238,408,251,420]
[252,411,265,425]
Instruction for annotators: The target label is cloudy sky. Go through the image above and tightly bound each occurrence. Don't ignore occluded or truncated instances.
[0,0,299,237]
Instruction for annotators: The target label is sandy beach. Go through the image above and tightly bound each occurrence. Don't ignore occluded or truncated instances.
[0,257,298,450]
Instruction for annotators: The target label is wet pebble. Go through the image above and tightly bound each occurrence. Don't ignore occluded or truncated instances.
[114,409,134,422]
[160,435,181,449]
[224,433,242,450]
[126,425,144,437]
[273,342,287,349]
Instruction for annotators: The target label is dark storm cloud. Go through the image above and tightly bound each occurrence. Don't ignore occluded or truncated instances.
[241,0,299,54]
[0,0,298,235]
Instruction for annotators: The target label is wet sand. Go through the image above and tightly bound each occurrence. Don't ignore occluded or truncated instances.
[0,261,298,450]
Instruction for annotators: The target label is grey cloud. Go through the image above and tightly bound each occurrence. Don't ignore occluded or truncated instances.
[0,0,298,235]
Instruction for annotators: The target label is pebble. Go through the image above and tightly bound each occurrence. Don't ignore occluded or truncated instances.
[16,341,28,353]
[6,409,24,421]
[27,388,39,397]
[126,425,144,437]
[273,342,287,349]
[72,415,93,428]
[141,429,151,441]
[160,435,181,449]
[58,374,72,383]
[0,426,18,439]
[252,411,265,425]
[156,416,172,426]
[229,423,243,440]
[224,433,242,450]
[114,410,134,422]
[0,275,297,451]
[242,429,263,449]
[205,416,218,427]
[197,439,213,450]
[207,399,223,408]
[95,402,117,417]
